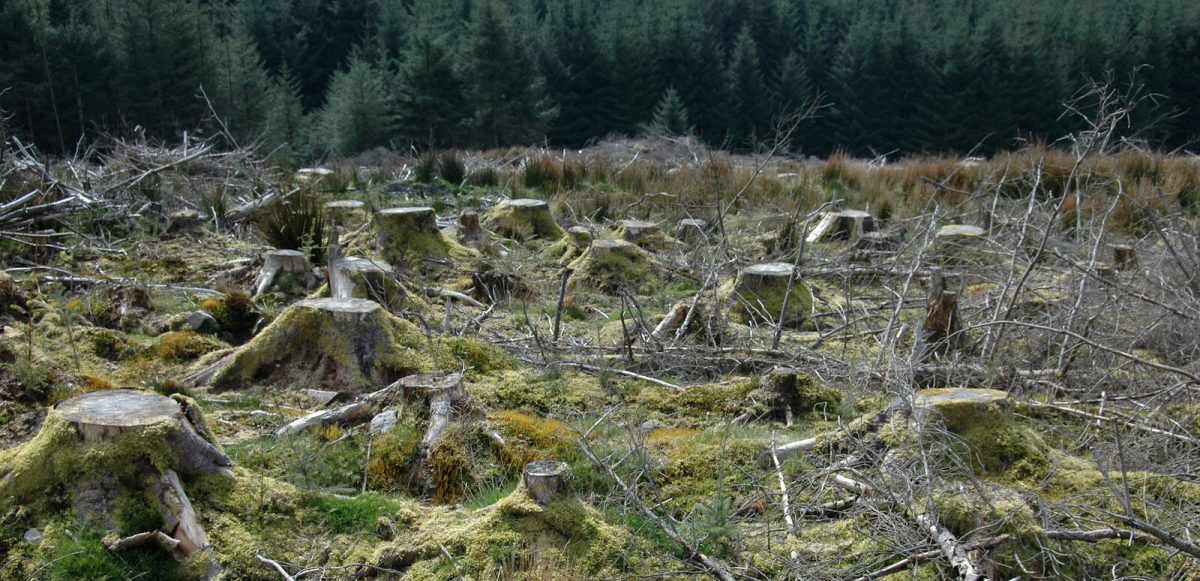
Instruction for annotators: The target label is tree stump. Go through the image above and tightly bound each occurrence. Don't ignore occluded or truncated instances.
[523,461,569,505]
[1112,244,1136,271]
[195,298,428,392]
[915,388,1008,434]
[543,226,593,266]
[728,262,813,327]
[853,231,899,252]
[566,226,593,246]
[617,219,664,247]
[570,239,654,293]
[378,206,457,267]
[484,198,564,240]
[675,218,708,244]
[253,249,314,298]
[331,256,405,310]
[2,390,229,573]
[325,200,367,225]
[55,389,233,478]
[165,209,204,235]
[455,211,488,247]
[923,268,963,359]
[806,209,876,243]
[935,224,985,242]
[399,372,466,447]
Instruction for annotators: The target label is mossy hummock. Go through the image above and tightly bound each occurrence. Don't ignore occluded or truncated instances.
[194,298,431,392]
[484,198,564,241]
[542,226,592,265]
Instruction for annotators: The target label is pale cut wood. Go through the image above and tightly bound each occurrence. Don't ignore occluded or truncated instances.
[805,209,875,243]
[399,372,466,447]
[523,461,569,505]
[253,249,312,298]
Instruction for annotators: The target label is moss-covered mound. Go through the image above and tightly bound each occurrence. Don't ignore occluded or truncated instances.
[376,206,477,269]
[541,226,592,265]
[917,388,1049,480]
[373,485,629,579]
[198,298,431,392]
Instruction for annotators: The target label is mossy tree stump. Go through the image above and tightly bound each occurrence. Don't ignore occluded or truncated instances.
[676,218,708,244]
[728,262,813,328]
[569,239,655,293]
[806,209,876,244]
[542,226,594,265]
[325,200,367,226]
[456,211,488,247]
[399,372,466,447]
[378,207,460,268]
[617,219,668,249]
[1112,244,1136,271]
[923,268,963,359]
[253,249,314,298]
[1,390,230,570]
[915,388,1045,477]
[523,461,569,505]
[195,298,428,392]
[485,199,564,240]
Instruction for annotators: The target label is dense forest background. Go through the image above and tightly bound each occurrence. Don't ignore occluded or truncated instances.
[2,0,1198,161]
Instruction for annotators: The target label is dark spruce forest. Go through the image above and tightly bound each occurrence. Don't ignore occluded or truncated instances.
[3,0,1199,160]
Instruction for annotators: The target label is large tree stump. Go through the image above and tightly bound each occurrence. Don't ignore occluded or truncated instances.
[1,390,229,574]
[378,206,458,267]
[923,268,963,360]
[805,209,876,243]
[485,198,564,240]
[55,389,232,478]
[675,218,708,244]
[194,298,428,392]
[727,262,813,328]
[253,249,314,298]
[523,461,569,505]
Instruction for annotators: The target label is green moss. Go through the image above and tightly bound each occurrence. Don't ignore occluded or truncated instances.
[567,241,657,294]
[156,331,225,362]
[198,290,260,343]
[305,492,405,534]
[470,369,607,413]
[434,336,512,377]
[490,410,575,468]
[920,389,1049,480]
[632,380,759,424]
[366,420,423,491]
[377,212,478,268]
[933,485,1041,538]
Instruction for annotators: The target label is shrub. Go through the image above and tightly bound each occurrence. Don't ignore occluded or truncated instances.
[414,152,437,184]
[438,151,466,185]
[467,167,500,187]
[256,188,327,263]
[156,331,222,361]
[199,290,261,343]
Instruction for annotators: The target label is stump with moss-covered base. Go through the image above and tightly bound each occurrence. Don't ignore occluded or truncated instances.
[0,390,230,574]
[192,298,429,392]
[485,199,564,240]
[253,249,315,298]
[325,200,368,225]
[523,461,569,505]
[727,262,813,328]
[569,239,655,293]
[542,226,593,265]
[378,206,468,268]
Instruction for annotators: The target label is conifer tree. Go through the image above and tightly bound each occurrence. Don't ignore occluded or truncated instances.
[648,87,692,136]
[317,52,394,156]
[728,25,770,144]
[264,68,310,163]
[397,25,469,148]
[465,0,555,146]
[209,23,272,143]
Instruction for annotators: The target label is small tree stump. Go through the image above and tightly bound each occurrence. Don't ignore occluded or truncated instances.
[915,388,1008,433]
[399,372,466,447]
[923,268,963,359]
[165,209,203,235]
[198,298,426,392]
[676,218,708,243]
[617,219,662,246]
[485,198,564,240]
[331,256,405,309]
[325,200,367,225]
[566,226,593,246]
[935,224,985,242]
[729,262,813,327]
[253,249,314,298]
[1112,244,1136,271]
[853,231,899,252]
[806,209,876,243]
[523,461,569,505]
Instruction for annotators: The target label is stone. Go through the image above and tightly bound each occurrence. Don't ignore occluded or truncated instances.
[369,409,399,435]
[186,310,220,335]
[23,528,42,545]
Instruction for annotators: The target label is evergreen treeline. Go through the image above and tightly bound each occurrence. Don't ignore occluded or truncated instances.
[2,0,1198,161]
